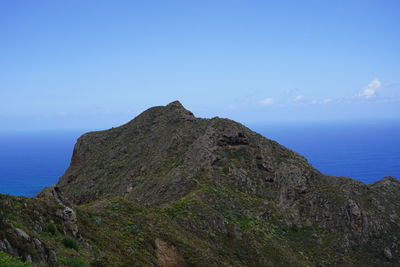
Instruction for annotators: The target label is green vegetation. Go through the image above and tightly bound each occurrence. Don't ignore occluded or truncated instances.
[62,237,79,251]
[58,258,88,267]
[46,223,57,235]
[0,251,30,267]
[222,166,229,174]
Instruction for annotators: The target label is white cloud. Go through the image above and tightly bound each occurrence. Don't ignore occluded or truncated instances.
[356,78,383,99]
[321,98,333,104]
[258,98,274,105]
[293,95,304,102]
[308,78,386,105]
[255,78,392,108]
[310,98,333,105]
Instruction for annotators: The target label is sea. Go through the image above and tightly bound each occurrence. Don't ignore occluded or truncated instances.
[0,120,399,197]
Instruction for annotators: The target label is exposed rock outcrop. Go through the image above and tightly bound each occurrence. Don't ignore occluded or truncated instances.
[37,184,72,207]
[37,184,79,237]
[155,238,187,267]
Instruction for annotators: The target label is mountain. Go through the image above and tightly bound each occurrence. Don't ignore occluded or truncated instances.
[1,101,399,266]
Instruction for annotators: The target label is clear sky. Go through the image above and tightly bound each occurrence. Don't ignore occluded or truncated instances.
[1,0,399,131]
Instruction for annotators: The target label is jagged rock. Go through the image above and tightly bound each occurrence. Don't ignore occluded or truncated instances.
[32,238,44,253]
[37,185,79,237]
[1,238,16,256]
[25,254,32,263]
[15,228,30,241]
[48,250,57,266]
[56,207,78,237]
[0,240,6,252]
[155,238,187,267]
[346,200,363,232]
[37,184,71,207]
[384,247,393,260]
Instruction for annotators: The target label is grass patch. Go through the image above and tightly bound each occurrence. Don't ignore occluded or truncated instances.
[58,257,89,267]
[0,251,30,267]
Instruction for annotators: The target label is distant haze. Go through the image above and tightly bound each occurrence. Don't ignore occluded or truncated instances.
[1,0,399,131]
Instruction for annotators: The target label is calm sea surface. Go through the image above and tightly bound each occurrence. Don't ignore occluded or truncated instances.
[0,121,399,197]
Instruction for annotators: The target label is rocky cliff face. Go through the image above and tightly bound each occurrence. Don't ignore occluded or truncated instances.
[1,101,399,266]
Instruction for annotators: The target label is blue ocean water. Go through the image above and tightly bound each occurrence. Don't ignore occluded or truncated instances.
[0,121,399,197]
[253,120,400,184]
[0,131,82,197]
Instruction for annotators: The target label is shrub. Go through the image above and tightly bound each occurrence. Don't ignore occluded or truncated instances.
[50,204,65,210]
[108,213,119,219]
[91,258,111,267]
[92,217,102,225]
[62,237,79,251]
[105,203,119,210]
[46,224,57,235]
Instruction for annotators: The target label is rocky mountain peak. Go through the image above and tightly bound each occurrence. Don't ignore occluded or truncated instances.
[164,100,195,117]
[166,100,185,109]
[1,101,399,266]
[122,100,195,129]
[382,176,399,183]
[29,101,400,266]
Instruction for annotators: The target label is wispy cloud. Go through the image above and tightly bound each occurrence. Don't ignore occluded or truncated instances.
[355,78,383,99]
[310,98,334,105]
[293,95,304,102]
[307,78,397,105]
[258,98,274,105]
[256,78,398,108]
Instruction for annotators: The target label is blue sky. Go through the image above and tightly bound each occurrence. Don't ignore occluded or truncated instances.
[1,0,399,131]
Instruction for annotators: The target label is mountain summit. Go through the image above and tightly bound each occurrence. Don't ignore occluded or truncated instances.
[56,101,399,264]
[1,101,399,266]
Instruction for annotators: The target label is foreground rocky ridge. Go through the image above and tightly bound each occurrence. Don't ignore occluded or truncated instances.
[0,101,399,266]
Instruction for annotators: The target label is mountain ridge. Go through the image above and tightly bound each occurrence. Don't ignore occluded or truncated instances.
[0,101,399,266]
